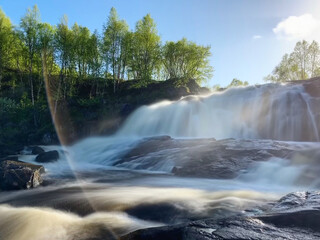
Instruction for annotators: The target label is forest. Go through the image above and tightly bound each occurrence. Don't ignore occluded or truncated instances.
[0,5,213,154]
[1,4,319,154]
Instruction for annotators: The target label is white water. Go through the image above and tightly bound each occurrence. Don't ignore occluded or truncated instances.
[18,137,320,192]
[2,83,320,240]
[0,204,160,240]
[117,84,320,141]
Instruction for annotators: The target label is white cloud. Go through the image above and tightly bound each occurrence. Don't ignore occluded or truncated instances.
[273,14,320,41]
[253,35,262,40]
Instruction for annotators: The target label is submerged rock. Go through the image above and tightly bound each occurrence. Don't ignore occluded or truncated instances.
[122,191,320,240]
[35,150,59,163]
[0,160,45,191]
[31,146,45,155]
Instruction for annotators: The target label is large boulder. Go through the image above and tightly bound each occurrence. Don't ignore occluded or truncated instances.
[0,160,45,191]
[35,150,59,163]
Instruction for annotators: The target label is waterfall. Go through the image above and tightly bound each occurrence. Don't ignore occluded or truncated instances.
[116,83,320,141]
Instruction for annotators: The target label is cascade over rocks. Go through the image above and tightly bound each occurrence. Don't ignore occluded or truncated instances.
[121,191,320,240]
[117,78,320,142]
[117,137,316,180]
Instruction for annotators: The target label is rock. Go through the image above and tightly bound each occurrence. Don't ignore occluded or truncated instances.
[0,160,45,191]
[0,156,18,162]
[121,191,320,240]
[31,146,45,155]
[120,103,136,117]
[114,136,174,165]
[258,191,320,231]
[35,150,59,163]
[125,202,196,224]
[116,138,300,179]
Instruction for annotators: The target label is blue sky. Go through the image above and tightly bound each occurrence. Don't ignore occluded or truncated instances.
[1,0,320,87]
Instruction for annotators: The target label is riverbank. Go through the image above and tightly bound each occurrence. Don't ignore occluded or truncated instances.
[0,75,210,158]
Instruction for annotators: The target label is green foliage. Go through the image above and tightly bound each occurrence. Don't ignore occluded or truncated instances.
[228,78,248,88]
[0,5,215,150]
[163,38,213,85]
[0,8,13,76]
[103,7,129,92]
[1,6,214,94]
[129,14,162,84]
[77,97,101,107]
[212,84,221,91]
[266,40,320,82]
[38,22,57,76]
[0,97,18,113]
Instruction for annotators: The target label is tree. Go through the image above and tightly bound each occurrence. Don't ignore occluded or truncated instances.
[20,5,41,106]
[72,23,92,78]
[88,30,103,78]
[162,38,213,84]
[0,8,14,87]
[129,14,161,84]
[53,15,75,116]
[228,78,248,88]
[265,40,320,82]
[38,23,56,76]
[293,40,309,80]
[308,40,320,78]
[103,7,129,92]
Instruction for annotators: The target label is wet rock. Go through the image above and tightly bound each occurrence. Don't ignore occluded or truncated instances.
[31,146,45,155]
[125,202,196,224]
[258,191,320,231]
[35,150,59,163]
[122,191,320,240]
[125,202,239,225]
[115,136,174,165]
[117,138,299,179]
[0,160,45,191]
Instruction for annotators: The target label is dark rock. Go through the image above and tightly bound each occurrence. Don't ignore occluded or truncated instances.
[120,103,136,117]
[125,202,239,225]
[0,156,18,162]
[125,202,196,224]
[0,160,45,191]
[258,191,320,232]
[121,191,320,240]
[31,146,45,155]
[35,150,59,163]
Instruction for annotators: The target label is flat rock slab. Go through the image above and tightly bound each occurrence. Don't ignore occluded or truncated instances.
[0,160,45,191]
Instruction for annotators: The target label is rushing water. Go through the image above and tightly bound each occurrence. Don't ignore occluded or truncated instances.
[1,82,320,239]
[118,83,320,141]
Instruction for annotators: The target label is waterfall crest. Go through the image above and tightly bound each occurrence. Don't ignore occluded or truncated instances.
[117,83,320,141]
